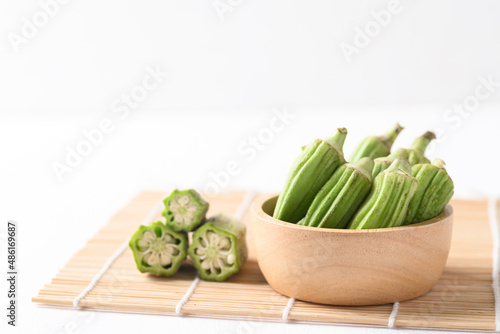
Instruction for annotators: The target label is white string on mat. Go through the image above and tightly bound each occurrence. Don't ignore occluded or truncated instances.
[73,198,165,308]
[488,198,500,332]
[175,276,200,314]
[234,191,256,220]
[387,301,400,328]
[282,297,295,321]
[175,191,256,315]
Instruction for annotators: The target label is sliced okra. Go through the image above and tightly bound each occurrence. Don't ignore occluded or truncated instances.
[129,221,187,276]
[162,189,209,232]
[188,214,247,282]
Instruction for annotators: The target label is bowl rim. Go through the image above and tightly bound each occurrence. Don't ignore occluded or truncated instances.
[251,194,453,234]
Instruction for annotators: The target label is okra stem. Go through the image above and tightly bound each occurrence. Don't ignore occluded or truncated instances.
[348,123,404,162]
[410,131,436,154]
[432,158,446,169]
[324,127,348,154]
[386,156,412,174]
[380,123,405,149]
[353,156,375,180]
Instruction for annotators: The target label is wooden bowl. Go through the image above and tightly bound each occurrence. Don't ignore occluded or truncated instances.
[249,195,453,306]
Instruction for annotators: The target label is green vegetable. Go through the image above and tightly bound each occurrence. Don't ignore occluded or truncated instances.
[349,123,404,162]
[406,131,436,165]
[348,158,418,229]
[274,128,348,223]
[163,189,209,232]
[404,158,454,225]
[372,148,409,178]
[188,214,247,282]
[302,157,374,229]
[129,221,187,276]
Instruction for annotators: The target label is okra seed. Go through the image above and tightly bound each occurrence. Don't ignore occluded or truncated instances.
[207,231,219,245]
[138,239,150,250]
[201,260,210,270]
[163,234,173,242]
[199,237,207,247]
[178,195,190,206]
[159,253,172,267]
[227,254,236,265]
[149,255,159,266]
[143,253,158,266]
[196,248,205,255]
[143,231,155,241]
[219,238,230,249]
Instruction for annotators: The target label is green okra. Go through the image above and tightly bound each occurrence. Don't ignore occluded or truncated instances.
[273,128,348,223]
[406,131,436,165]
[404,158,454,225]
[163,189,209,232]
[372,148,409,179]
[188,214,247,282]
[303,157,374,229]
[349,123,404,162]
[348,158,418,229]
[129,221,187,276]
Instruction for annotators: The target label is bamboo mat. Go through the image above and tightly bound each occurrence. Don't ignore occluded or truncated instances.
[33,191,500,331]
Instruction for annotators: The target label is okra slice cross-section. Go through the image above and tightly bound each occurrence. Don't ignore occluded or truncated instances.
[188,214,247,282]
[163,189,209,232]
[129,221,187,276]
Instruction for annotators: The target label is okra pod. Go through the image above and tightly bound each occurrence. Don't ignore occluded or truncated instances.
[404,158,454,225]
[273,128,348,223]
[371,148,409,178]
[348,158,418,229]
[303,157,374,229]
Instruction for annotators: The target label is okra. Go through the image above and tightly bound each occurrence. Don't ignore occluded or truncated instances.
[188,214,247,282]
[129,221,187,276]
[348,158,418,229]
[404,158,454,225]
[406,131,436,165]
[163,189,209,232]
[273,128,348,223]
[372,148,409,178]
[348,123,404,162]
[303,157,374,229]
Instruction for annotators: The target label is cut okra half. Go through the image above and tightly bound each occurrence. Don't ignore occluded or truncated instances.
[162,189,209,232]
[129,221,187,276]
[188,214,247,282]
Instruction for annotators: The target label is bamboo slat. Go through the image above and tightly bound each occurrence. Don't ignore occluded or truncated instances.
[33,192,500,331]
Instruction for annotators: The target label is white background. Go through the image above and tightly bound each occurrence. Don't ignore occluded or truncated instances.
[1,0,500,333]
